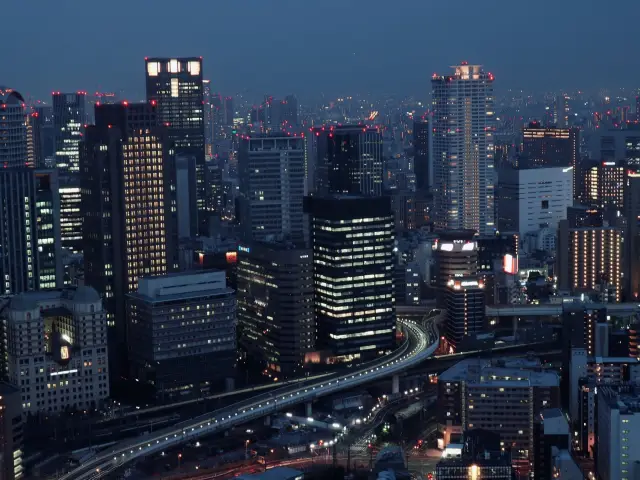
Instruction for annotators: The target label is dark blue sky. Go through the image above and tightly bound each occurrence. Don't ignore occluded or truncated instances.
[4,0,639,101]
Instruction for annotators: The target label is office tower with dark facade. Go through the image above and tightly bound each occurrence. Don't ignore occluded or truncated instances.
[145,58,206,235]
[236,242,314,375]
[127,271,236,399]
[81,102,177,380]
[311,196,395,360]
[413,118,430,193]
[0,169,62,294]
[433,230,478,307]
[313,126,383,197]
[556,221,622,301]
[0,383,23,480]
[584,160,625,212]
[597,125,640,166]
[52,92,86,174]
[281,95,298,127]
[0,88,28,168]
[432,64,495,235]
[224,96,234,126]
[31,106,55,168]
[625,172,640,300]
[521,121,580,200]
[203,79,213,158]
[238,135,306,242]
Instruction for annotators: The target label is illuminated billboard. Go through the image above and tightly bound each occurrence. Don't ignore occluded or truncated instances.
[503,254,518,274]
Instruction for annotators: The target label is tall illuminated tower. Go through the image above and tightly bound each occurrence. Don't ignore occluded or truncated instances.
[53,92,86,174]
[432,63,495,235]
[81,102,178,380]
[145,57,206,235]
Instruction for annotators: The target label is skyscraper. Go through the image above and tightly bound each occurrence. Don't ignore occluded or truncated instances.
[224,96,234,126]
[53,92,86,174]
[556,221,622,301]
[81,102,177,379]
[313,126,383,197]
[203,79,213,158]
[31,105,55,168]
[0,169,62,294]
[311,196,396,359]
[236,241,314,375]
[413,118,430,193]
[0,87,28,168]
[281,95,298,127]
[521,122,579,169]
[238,134,306,242]
[432,63,495,235]
[145,57,206,235]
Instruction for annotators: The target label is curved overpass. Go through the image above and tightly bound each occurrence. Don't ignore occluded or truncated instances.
[57,319,438,480]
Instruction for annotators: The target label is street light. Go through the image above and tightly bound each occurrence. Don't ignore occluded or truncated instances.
[178,453,182,469]
[245,439,250,457]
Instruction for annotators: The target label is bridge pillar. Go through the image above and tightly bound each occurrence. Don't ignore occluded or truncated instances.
[306,402,312,417]
[264,415,271,426]
[392,375,400,395]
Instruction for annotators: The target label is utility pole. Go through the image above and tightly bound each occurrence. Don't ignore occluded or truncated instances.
[346,442,351,474]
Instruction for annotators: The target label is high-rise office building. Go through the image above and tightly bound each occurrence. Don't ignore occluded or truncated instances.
[521,122,579,169]
[0,169,62,294]
[203,79,213,158]
[4,287,109,415]
[444,277,486,351]
[596,385,640,480]
[432,63,495,235]
[145,57,206,235]
[0,87,28,168]
[81,102,177,379]
[433,230,478,307]
[497,165,573,235]
[127,271,236,399]
[31,106,55,168]
[624,172,640,300]
[52,92,86,174]
[238,135,306,242]
[552,94,570,128]
[311,196,395,360]
[281,95,297,127]
[597,125,640,165]
[313,126,383,197]
[58,175,83,253]
[584,161,625,211]
[224,96,234,126]
[556,221,622,301]
[236,241,314,375]
[175,153,198,238]
[413,118,430,193]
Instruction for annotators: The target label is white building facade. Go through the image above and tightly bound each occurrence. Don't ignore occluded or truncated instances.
[498,166,573,236]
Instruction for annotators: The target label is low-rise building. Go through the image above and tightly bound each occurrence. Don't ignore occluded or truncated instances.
[437,358,560,474]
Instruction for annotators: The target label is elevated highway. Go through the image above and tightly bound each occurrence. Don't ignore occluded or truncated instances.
[56,318,439,480]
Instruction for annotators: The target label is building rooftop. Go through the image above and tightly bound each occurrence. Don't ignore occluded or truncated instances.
[599,385,640,414]
[541,409,570,436]
[439,358,559,388]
